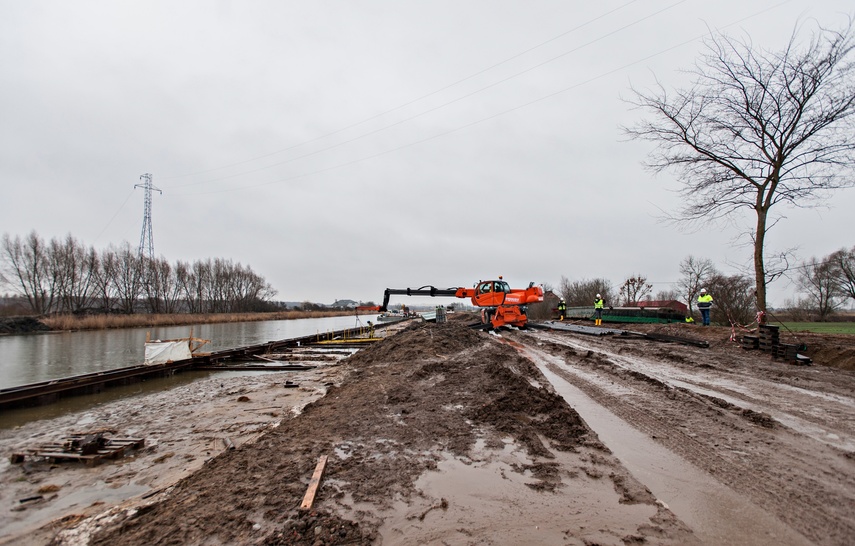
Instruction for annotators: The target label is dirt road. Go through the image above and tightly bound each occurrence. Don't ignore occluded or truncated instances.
[2,317,854,545]
[512,324,855,545]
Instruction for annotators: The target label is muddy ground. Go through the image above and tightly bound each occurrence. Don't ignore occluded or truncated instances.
[1,315,854,545]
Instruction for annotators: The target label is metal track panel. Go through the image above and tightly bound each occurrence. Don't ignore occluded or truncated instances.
[536,321,627,336]
[533,321,708,348]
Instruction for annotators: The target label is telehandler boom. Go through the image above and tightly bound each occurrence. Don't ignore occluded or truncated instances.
[361,277,543,329]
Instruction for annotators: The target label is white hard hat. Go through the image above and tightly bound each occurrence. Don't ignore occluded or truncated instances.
[700,288,707,293]
[596,294,601,298]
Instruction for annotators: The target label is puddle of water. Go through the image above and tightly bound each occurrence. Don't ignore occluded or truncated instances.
[377,447,658,545]
[528,348,813,546]
[3,480,148,538]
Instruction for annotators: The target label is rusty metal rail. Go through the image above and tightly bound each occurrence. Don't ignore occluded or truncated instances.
[0,322,394,412]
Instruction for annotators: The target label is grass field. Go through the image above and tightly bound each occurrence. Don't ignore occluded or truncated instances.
[772,322,855,335]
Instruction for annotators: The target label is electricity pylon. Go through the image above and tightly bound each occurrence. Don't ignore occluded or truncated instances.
[135,173,162,261]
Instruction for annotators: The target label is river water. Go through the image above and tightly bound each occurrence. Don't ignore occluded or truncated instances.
[0,314,377,390]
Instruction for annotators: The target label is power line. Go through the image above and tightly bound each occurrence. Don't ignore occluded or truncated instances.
[92,188,135,244]
[171,2,787,197]
[169,0,689,191]
[158,0,653,185]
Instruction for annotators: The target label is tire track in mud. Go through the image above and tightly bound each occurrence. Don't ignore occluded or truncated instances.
[541,330,855,454]
[613,339,855,448]
[512,331,855,546]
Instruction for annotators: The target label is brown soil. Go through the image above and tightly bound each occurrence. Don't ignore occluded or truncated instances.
[2,315,854,545]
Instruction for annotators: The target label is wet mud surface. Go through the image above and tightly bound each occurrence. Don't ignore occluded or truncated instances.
[1,316,854,545]
[515,322,855,545]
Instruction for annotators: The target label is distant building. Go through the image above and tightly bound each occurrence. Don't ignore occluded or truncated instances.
[332,299,359,309]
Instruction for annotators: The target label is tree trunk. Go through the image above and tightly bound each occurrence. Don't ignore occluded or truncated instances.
[754,207,768,318]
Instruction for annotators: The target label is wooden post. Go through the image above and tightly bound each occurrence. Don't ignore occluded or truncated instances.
[300,455,328,510]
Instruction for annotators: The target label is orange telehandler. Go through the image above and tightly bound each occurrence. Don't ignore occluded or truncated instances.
[360,277,544,329]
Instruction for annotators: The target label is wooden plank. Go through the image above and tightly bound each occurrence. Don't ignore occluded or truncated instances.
[300,455,328,510]
[36,452,98,462]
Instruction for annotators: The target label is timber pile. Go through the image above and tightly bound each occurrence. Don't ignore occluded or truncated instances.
[742,324,811,365]
[741,335,759,350]
[10,431,145,466]
[758,325,780,352]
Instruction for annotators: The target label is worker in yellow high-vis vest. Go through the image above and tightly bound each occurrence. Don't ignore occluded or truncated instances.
[594,294,604,326]
[697,288,714,326]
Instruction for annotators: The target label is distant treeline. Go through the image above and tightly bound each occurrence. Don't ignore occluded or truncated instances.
[1,231,276,316]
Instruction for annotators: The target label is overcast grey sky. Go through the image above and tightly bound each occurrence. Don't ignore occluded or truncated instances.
[1,0,853,306]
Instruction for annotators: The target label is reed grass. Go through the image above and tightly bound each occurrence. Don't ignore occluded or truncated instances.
[42,310,355,332]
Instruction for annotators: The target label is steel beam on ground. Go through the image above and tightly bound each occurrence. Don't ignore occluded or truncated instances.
[533,321,708,348]
[536,321,627,336]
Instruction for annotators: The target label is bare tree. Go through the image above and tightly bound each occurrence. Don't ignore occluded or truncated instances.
[175,260,199,313]
[112,243,142,314]
[3,230,278,316]
[654,289,680,301]
[50,235,98,314]
[143,257,182,314]
[93,247,119,313]
[1,231,54,314]
[626,17,855,315]
[619,275,652,306]
[558,276,615,307]
[706,274,756,326]
[678,256,718,315]
[829,246,855,302]
[797,256,842,320]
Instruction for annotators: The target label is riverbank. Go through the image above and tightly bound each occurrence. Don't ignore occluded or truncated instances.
[0,317,51,335]
[1,310,355,334]
[0,361,350,544]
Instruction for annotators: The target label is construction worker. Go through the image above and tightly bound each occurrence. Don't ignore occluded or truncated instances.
[557,299,566,321]
[594,294,604,326]
[697,288,713,326]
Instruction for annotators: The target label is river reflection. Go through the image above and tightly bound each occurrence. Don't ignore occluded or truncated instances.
[0,315,376,389]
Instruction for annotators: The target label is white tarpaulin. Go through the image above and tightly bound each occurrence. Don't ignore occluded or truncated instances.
[144,340,192,365]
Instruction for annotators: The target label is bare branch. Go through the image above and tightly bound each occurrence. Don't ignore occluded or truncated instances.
[624,15,855,312]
